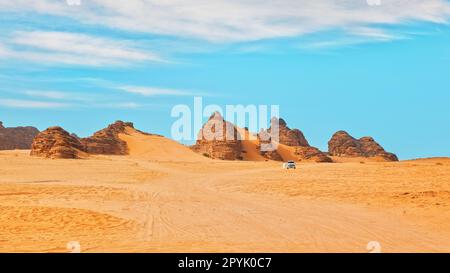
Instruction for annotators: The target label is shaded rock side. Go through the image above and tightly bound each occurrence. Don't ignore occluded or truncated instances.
[293,146,333,163]
[30,126,86,159]
[0,121,40,150]
[328,131,398,161]
[259,118,331,162]
[81,121,133,155]
[264,118,309,147]
[191,112,242,160]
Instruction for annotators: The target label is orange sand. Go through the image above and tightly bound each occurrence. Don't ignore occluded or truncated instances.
[0,132,449,253]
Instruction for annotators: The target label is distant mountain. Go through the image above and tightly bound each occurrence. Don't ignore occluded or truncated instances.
[30,120,182,160]
[0,121,40,150]
[328,131,398,161]
[191,112,243,160]
[258,118,332,163]
[30,126,87,159]
[81,121,134,155]
[28,118,399,163]
[30,121,135,159]
[191,114,332,163]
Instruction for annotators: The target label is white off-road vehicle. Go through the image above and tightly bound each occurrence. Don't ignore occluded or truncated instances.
[283,161,296,170]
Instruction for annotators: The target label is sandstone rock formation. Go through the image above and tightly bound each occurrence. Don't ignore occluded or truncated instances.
[257,129,284,161]
[30,127,86,159]
[259,118,331,163]
[278,118,310,147]
[30,121,138,159]
[328,131,398,161]
[191,112,243,160]
[81,121,133,155]
[0,121,40,150]
[292,146,333,163]
[262,118,309,147]
[192,116,332,163]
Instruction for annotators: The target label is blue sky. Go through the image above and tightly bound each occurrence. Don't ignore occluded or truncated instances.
[0,0,449,159]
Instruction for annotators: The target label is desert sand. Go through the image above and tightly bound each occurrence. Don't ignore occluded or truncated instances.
[0,131,449,253]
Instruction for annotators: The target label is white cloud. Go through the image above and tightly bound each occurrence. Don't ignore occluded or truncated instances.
[23,90,70,100]
[348,26,400,41]
[0,31,163,66]
[0,99,70,108]
[300,26,405,50]
[99,102,141,109]
[0,0,449,42]
[22,90,97,102]
[0,97,144,109]
[119,86,194,96]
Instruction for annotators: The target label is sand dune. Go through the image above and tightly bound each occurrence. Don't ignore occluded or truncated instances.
[404,157,450,163]
[236,127,330,163]
[119,128,207,162]
[0,147,449,252]
[0,205,137,253]
[237,127,267,161]
[237,127,313,162]
[330,156,393,163]
[276,144,298,161]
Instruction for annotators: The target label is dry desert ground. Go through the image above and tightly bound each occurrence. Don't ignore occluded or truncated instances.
[0,131,449,253]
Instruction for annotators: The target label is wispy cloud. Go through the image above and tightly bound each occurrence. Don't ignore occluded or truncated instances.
[349,27,401,41]
[119,86,194,97]
[1,0,449,43]
[1,80,197,109]
[22,89,97,102]
[0,98,70,109]
[0,31,163,66]
[0,97,146,109]
[23,90,72,100]
[99,102,141,109]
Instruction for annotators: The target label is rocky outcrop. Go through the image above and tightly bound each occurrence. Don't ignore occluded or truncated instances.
[191,112,243,160]
[258,118,331,162]
[257,129,283,161]
[193,117,334,163]
[328,131,398,161]
[263,118,309,147]
[30,127,86,159]
[328,131,360,157]
[30,121,137,159]
[279,118,309,147]
[359,137,399,161]
[81,121,132,155]
[0,121,40,150]
[207,118,321,162]
[293,146,333,163]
